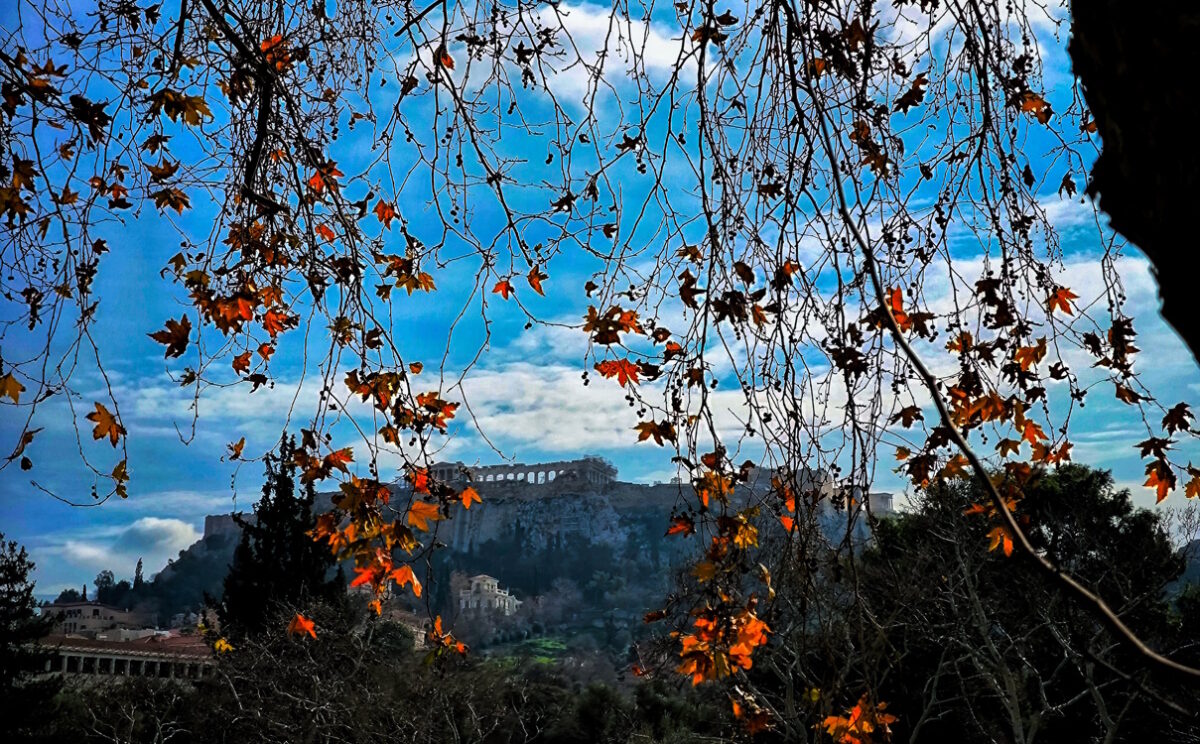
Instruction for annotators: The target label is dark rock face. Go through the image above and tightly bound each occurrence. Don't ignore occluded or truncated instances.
[1070,1,1200,363]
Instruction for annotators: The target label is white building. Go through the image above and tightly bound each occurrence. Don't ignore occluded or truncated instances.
[48,601,148,637]
[458,575,521,616]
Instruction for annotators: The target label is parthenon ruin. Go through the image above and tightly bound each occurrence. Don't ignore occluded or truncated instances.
[429,456,617,488]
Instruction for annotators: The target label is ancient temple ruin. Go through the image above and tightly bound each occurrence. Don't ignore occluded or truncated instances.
[430,456,617,488]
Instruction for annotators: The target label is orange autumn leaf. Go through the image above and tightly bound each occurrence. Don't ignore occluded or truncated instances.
[227,437,246,460]
[527,265,547,295]
[232,351,252,374]
[1144,460,1175,502]
[666,515,695,536]
[1185,467,1200,499]
[823,695,898,744]
[459,486,481,510]
[492,279,514,300]
[594,358,640,387]
[407,500,442,531]
[1013,337,1047,371]
[315,223,335,241]
[987,526,1014,557]
[0,372,26,404]
[373,199,397,228]
[388,564,422,597]
[407,467,430,493]
[1047,286,1078,316]
[634,419,676,446]
[1021,419,1047,445]
[323,448,353,473]
[435,44,454,70]
[1018,90,1053,124]
[287,613,317,639]
[887,287,912,333]
[86,402,125,447]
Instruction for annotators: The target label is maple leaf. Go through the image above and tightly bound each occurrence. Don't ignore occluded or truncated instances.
[315,223,336,241]
[151,187,190,213]
[232,351,252,374]
[373,199,397,228]
[148,314,191,358]
[407,500,442,531]
[287,613,317,639]
[1021,419,1047,445]
[890,406,924,428]
[388,564,422,597]
[1163,402,1194,434]
[1144,460,1175,502]
[1115,384,1143,405]
[459,486,481,510]
[893,72,929,113]
[0,372,25,403]
[996,438,1023,458]
[306,162,344,193]
[987,526,1014,557]
[1186,467,1200,499]
[408,467,430,493]
[323,448,353,473]
[86,402,125,447]
[492,279,514,300]
[1018,90,1053,124]
[823,696,898,744]
[635,420,676,446]
[213,638,233,654]
[148,89,212,125]
[227,437,245,460]
[666,515,695,536]
[527,265,547,296]
[886,287,912,332]
[594,358,640,387]
[1046,286,1078,316]
[111,459,130,498]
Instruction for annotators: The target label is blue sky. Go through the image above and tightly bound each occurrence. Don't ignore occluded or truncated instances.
[3,1,1199,597]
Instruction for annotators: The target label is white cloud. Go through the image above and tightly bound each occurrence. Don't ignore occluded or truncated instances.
[48,517,201,582]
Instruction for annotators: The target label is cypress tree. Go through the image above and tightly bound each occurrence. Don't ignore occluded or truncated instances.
[219,436,341,636]
[0,534,61,739]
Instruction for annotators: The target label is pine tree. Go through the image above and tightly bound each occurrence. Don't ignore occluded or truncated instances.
[219,437,342,636]
[133,558,144,590]
[0,534,61,739]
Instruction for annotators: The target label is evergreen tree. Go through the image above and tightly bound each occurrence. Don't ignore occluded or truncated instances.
[219,437,342,636]
[0,533,61,739]
[52,588,80,604]
[133,558,144,590]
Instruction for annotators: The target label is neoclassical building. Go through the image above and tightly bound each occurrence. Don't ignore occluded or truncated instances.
[458,574,521,616]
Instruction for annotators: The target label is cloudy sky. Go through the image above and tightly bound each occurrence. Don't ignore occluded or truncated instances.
[2,1,1198,598]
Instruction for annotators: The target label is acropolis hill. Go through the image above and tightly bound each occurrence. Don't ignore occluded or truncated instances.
[152,456,891,625]
[203,456,688,557]
[202,456,891,555]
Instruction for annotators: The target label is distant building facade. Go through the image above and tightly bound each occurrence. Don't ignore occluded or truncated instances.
[48,601,147,637]
[459,575,521,616]
[37,633,212,681]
